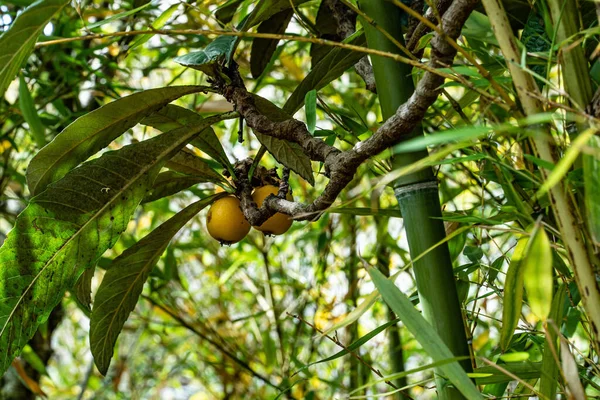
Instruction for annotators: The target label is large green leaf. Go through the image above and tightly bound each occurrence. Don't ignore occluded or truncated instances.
[90,194,222,374]
[282,31,367,115]
[140,104,232,173]
[250,9,293,78]
[173,36,237,76]
[26,86,207,196]
[0,0,70,98]
[367,267,483,400]
[252,94,314,185]
[0,113,232,376]
[584,134,600,245]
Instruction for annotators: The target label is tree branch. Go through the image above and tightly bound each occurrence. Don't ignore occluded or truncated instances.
[220,0,479,222]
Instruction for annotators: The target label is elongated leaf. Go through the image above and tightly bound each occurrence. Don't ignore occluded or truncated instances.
[18,75,45,147]
[166,149,225,182]
[0,0,70,98]
[173,36,237,76]
[304,89,317,134]
[252,94,314,185]
[129,4,179,50]
[523,227,553,319]
[473,362,541,384]
[244,0,309,29]
[90,194,221,374]
[250,10,293,78]
[539,284,566,399]
[72,267,95,315]
[500,235,529,351]
[140,104,232,172]
[0,113,231,376]
[367,267,482,399]
[216,0,245,25]
[142,171,208,204]
[560,338,585,400]
[86,2,152,29]
[321,290,379,336]
[297,318,399,374]
[27,86,207,196]
[584,134,600,244]
[282,31,366,115]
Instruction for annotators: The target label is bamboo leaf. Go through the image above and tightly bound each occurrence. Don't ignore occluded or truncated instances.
[584,134,600,245]
[367,266,483,399]
[27,86,208,196]
[523,226,553,319]
[539,284,566,399]
[282,31,367,115]
[500,235,530,351]
[86,2,152,29]
[252,94,314,185]
[90,194,221,375]
[140,104,232,173]
[321,290,380,336]
[173,36,237,76]
[0,0,70,98]
[473,362,541,385]
[18,75,45,148]
[304,89,317,134]
[560,338,586,400]
[128,4,179,50]
[0,113,231,376]
[296,318,399,374]
[250,10,293,78]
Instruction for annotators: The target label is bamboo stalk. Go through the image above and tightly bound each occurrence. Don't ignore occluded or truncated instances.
[357,1,473,399]
[482,0,600,351]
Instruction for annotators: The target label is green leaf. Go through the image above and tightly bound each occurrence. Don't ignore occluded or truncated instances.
[499,352,530,362]
[166,149,225,182]
[473,362,541,385]
[283,31,367,115]
[215,0,245,25]
[304,89,317,134]
[321,290,380,336]
[250,10,293,78]
[129,4,179,50]
[367,267,483,399]
[584,134,600,245]
[0,113,232,376]
[27,86,208,196]
[296,318,399,374]
[244,0,309,29]
[142,171,209,204]
[90,194,221,375]
[539,284,566,400]
[140,104,232,174]
[72,267,95,316]
[500,235,529,351]
[18,75,45,148]
[173,36,237,76]
[0,0,70,98]
[252,94,314,185]
[523,226,553,319]
[86,2,152,29]
[535,128,596,200]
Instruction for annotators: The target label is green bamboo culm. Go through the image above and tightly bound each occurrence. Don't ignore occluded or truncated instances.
[357,1,473,399]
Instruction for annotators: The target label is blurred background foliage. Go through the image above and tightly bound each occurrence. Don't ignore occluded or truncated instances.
[0,0,599,399]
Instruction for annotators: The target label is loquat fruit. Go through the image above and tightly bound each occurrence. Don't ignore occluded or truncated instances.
[252,185,293,235]
[206,196,250,244]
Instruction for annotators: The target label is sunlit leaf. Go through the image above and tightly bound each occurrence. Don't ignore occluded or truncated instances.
[129,4,179,50]
[244,0,309,29]
[90,194,222,374]
[86,2,152,29]
[174,36,237,76]
[584,134,600,244]
[523,226,553,319]
[304,89,317,134]
[0,0,70,98]
[27,86,208,196]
